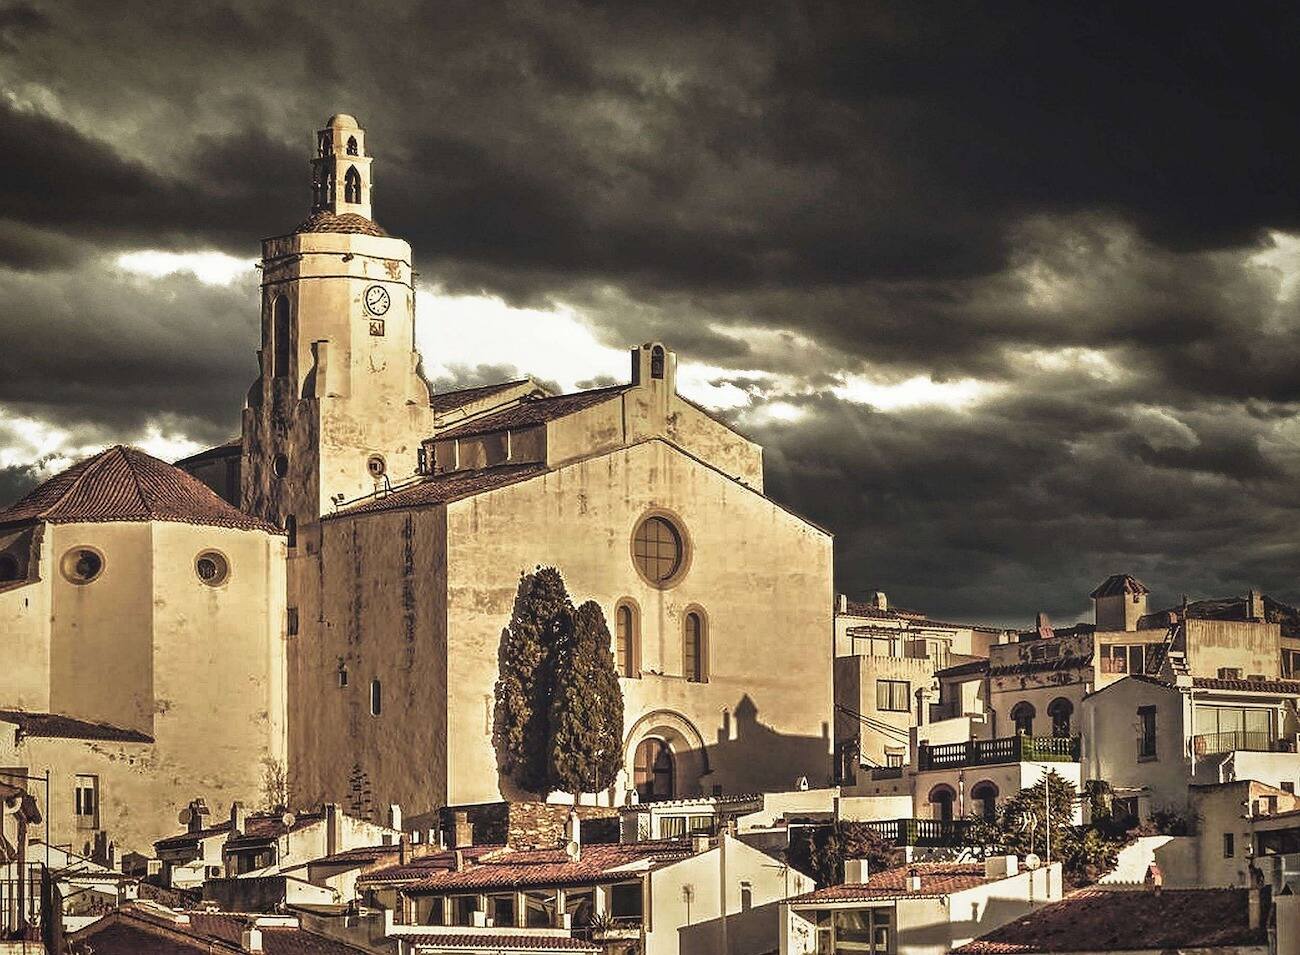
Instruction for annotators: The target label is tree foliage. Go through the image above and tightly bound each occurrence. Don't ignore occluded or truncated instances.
[493,568,625,798]
[786,821,904,886]
[548,600,625,799]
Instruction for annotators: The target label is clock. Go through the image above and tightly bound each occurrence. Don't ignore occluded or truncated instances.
[364,285,391,316]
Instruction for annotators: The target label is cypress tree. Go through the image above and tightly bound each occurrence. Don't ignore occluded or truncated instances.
[547,600,625,801]
[493,567,573,795]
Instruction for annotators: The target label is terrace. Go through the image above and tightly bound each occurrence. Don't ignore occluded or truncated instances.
[858,818,973,847]
[917,735,1079,771]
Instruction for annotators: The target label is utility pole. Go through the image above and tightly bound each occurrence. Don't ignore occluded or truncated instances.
[1044,773,1052,867]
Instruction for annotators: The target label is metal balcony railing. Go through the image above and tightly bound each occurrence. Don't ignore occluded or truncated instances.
[858,818,973,847]
[1192,731,1275,756]
[917,734,1080,771]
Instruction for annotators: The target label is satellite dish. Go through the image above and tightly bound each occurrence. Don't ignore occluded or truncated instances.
[178,807,193,826]
[564,841,580,860]
[1023,853,1041,871]
[281,812,297,828]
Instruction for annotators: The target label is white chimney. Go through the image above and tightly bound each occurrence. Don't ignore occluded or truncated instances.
[325,803,342,856]
[837,594,848,613]
[229,801,246,838]
[241,925,263,953]
[843,858,868,884]
[388,804,402,832]
[984,855,1018,879]
[906,868,922,892]
[873,592,888,611]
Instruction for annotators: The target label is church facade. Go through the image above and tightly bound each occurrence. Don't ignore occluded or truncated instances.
[0,114,834,851]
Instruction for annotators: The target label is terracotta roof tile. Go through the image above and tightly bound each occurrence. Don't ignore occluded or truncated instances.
[360,846,505,883]
[431,379,537,413]
[294,211,389,237]
[1090,574,1150,598]
[1192,676,1300,694]
[0,445,279,532]
[396,933,599,952]
[70,907,374,955]
[0,709,153,743]
[330,464,547,518]
[787,863,994,903]
[953,887,1267,952]
[434,386,631,441]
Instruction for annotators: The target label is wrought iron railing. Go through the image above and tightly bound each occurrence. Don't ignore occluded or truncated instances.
[858,818,973,847]
[917,734,1079,771]
[1192,731,1274,756]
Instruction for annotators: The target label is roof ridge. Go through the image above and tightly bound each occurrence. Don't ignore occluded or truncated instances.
[119,446,159,515]
[40,445,119,520]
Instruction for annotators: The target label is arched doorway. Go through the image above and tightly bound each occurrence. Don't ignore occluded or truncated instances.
[928,784,956,823]
[633,738,675,802]
[971,781,999,822]
[1047,697,1073,737]
[1010,702,1036,736]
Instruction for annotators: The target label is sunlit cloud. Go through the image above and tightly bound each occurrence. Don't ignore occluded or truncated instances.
[115,250,257,286]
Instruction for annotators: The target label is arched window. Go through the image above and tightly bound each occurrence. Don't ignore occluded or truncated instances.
[370,679,382,716]
[650,345,665,379]
[972,781,1000,822]
[344,166,362,203]
[615,601,639,678]
[633,738,674,801]
[1048,697,1073,738]
[684,610,707,683]
[284,515,297,549]
[272,295,291,379]
[0,553,18,582]
[1010,701,1036,736]
[346,136,359,156]
[928,785,956,823]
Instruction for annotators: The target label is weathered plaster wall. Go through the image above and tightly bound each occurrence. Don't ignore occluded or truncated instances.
[294,506,448,819]
[1185,619,1281,680]
[442,439,833,806]
[0,525,51,712]
[1081,677,1189,818]
[836,655,933,768]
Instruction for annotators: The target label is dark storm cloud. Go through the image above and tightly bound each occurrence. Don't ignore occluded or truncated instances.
[4,0,1300,616]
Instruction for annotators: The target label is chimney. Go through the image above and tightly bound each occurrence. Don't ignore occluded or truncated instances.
[325,803,342,857]
[984,856,1018,880]
[843,858,868,884]
[241,924,263,953]
[1248,589,1266,623]
[837,594,847,614]
[453,810,473,848]
[1036,612,1054,639]
[453,849,465,873]
[398,834,410,866]
[692,835,711,854]
[388,804,402,832]
[230,802,246,838]
[872,592,888,612]
[906,868,922,892]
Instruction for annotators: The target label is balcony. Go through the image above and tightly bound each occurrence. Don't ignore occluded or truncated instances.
[917,734,1079,771]
[1192,731,1279,756]
[859,818,973,847]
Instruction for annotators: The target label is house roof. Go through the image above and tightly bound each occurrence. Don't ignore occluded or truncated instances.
[68,906,374,955]
[330,463,548,518]
[953,887,1268,953]
[1090,574,1150,598]
[154,811,325,852]
[0,709,153,743]
[433,385,631,441]
[354,846,504,884]
[365,841,694,894]
[1192,676,1300,694]
[293,210,389,237]
[309,844,399,867]
[787,863,997,903]
[430,379,540,414]
[173,438,241,467]
[936,658,990,679]
[397,933,599,952]
[0,445,279,532]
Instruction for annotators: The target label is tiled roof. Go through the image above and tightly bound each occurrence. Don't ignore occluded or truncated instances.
[294,211,389,237]
[787,863,995,903]
[359,846,505,884]
[397,933,599,952]
[434,386,631,441]
[0,709,153,743]
[0,445,279,532]
[369,841,693,894]
[431,379,538,413]
[1192,676,1300,694]
[330,464,547,518]
[953,887,1267,953]
[1090,574,1150,598]
[310,844,398,866]
[937,658,990,678]
[155,811,324,851]
[69,907,375,955]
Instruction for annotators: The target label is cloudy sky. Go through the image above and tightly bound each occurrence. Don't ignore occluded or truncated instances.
[2,2,1300,626]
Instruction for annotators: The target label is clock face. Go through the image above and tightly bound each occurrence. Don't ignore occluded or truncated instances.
[364,285,391,316]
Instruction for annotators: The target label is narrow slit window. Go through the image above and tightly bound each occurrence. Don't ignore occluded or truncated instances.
[370,678,382,715]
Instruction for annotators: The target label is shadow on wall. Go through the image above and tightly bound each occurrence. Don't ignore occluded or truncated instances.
[705,694,832,794]
[926,893,1058,951]
[677,898,784,955]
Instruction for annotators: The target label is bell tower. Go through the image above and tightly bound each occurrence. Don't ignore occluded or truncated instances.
[241,114,435,535]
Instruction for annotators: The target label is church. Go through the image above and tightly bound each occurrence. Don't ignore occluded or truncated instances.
[0,115,833,854]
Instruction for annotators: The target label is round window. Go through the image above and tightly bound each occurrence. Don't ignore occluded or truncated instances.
[632,514,687,586]
[367,454,386,477]
[195,551,230,586]
[61,547,104,585]
[272,454,289,478]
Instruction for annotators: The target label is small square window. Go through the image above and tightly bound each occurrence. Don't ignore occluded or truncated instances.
[74,775,99,830]
[1223,832,1235,858]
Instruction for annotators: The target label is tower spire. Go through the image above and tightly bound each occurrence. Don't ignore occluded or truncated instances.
[311,114,373,220]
